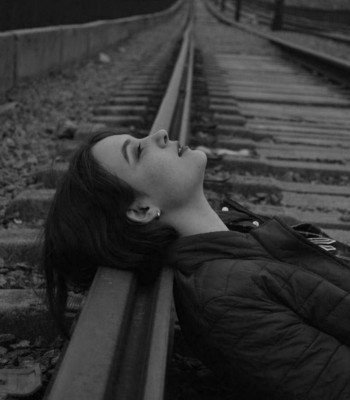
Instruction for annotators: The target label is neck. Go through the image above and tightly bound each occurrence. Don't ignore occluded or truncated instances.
[163,193,229,238]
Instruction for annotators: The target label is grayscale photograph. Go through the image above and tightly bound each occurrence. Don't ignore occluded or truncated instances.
[0,0,350,398]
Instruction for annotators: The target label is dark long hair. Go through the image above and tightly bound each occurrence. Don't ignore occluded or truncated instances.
[40,130,179,339]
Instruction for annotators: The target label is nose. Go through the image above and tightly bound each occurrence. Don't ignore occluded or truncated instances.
[151,129,169,148]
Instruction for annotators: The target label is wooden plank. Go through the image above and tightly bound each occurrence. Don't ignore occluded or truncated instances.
[208,80,347,94]
[213,74,330,84]
[242,103,350,118]
[232,92,350,106]
[216,63,295,73]
[214,85,342,96]
[248,122,350,134]
[281,192,350,211]
[219,70,311,80]
[216,54,278,61]
[274,137,350,148]
[249,123,350,135]
[248,117,350,128]
[219,156,350,176]
[218,138,350,159]
[208,173,350,196]
[259,148,349,163]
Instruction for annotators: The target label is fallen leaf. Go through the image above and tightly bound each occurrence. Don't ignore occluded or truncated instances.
[0,364,42,396]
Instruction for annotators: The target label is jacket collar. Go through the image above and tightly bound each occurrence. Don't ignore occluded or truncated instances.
[166,198,270,275]
[166,229,268,275]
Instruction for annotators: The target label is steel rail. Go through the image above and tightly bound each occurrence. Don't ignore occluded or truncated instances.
[178,38,194,147]
[205,0,350,86]
[226,2,350,45]
[43,14,194,400]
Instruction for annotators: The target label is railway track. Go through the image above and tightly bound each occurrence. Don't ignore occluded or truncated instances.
[0,3,191,398]
[194,0,350,246]
[1,0,350,398]
[220,0,350,45]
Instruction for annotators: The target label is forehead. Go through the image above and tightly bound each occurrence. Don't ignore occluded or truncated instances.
[91,134,130,172]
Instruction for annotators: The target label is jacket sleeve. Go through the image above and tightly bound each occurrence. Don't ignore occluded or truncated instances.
[259,260,350,346]
[204,288,350,399]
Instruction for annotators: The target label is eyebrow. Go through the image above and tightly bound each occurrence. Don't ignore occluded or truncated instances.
[121,138,131,164]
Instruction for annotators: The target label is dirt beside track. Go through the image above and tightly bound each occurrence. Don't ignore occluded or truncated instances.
[0,6,187,222]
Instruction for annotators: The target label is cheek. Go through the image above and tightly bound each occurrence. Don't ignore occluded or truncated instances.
[145,159,175,187]
[141,152,207,194]
[137,158,177,196]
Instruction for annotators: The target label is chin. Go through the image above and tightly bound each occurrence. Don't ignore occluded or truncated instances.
[197,152,208,179]
[198,150,208,169]
[187,149,207,177]
[192,148,207,162]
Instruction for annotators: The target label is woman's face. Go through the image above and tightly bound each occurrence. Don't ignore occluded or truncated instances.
[92,130,207,212]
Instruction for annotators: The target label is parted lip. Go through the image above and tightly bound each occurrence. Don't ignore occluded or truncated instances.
[177,142,188,157]
[177,142,182,157]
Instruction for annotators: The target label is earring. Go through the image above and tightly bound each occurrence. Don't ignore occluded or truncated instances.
[156,210,161,219]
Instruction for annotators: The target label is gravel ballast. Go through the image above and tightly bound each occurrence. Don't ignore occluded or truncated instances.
[0,5,187,221]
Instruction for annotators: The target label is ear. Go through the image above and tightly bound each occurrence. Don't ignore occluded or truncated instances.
[126,200,160,224]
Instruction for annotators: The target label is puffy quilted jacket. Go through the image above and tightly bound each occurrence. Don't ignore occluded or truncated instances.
[167,198,350,400]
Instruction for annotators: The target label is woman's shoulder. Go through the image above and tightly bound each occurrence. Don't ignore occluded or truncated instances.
[175,257,271,310]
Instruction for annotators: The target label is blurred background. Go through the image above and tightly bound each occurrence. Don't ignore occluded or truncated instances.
[0,0,177,31]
